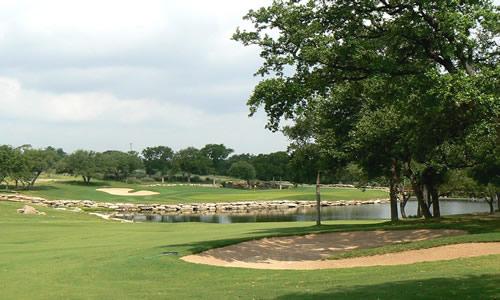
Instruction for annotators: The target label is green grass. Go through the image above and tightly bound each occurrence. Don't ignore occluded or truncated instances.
[1,201,499,299]
[18,180,388,204]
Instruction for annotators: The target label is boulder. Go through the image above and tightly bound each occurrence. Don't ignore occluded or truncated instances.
[17,205,46,215]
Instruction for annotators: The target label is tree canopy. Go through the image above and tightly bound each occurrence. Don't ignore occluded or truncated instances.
[228,161,257,185]
[234,0,499,219]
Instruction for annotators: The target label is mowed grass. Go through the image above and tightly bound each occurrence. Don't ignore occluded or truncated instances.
[19,180,388,204]
[1,201,499,299]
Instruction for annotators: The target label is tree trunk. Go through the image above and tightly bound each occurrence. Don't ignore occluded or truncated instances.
[486,196,494,214]
[497,192,500,212]
[405,162,432,219]
[389,181,399,222]
[400,186,410,219]
[430,185,441,218]
[423,185,432,210]
[412,181,433,219]
[212,175,216,186]
[389,159,399,222]
[161,176,165,184]
[30,171,42,188]
[279,176,282,190]
[187,173,191,183]
[316,171,321,226]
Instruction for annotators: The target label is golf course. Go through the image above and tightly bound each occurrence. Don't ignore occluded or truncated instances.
[1,0,499,299]
[19,180,388,204]
[1,197,500,299]
[2,179,500,299]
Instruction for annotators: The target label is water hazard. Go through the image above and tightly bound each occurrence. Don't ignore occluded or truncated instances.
[117,200,491,224]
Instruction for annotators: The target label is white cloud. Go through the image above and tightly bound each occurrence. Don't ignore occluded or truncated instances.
[0,76,288,153]
[0,76,203,124]
[0,1,288,154]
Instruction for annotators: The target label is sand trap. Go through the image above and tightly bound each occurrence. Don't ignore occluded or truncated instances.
[96,188,159,196]
[180,229,500,270]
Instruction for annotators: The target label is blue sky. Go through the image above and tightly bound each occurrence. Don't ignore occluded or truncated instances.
[0,0,289,154]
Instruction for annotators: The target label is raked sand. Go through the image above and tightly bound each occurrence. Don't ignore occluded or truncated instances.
[181,229,500,270]
[96,188,159,196]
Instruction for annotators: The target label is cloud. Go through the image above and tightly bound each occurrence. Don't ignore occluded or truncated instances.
[0,76,213,125]
[0,76,288,153]
[0,1,289,154]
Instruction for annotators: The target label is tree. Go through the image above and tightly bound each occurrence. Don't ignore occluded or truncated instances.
[234,0,498,220]
[142,146,174,182]
[228,161,256,186]
[174,147,210,183]
[252,151,290,182]
[9,147,58,189]
[227,153,254,167]
[0,145,16,188]
[64,150,100,184]
[468,123,500,211]
[200,144,234,175]
[100,151,143,181]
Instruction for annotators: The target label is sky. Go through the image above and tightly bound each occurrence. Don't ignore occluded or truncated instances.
[0,0,289,154]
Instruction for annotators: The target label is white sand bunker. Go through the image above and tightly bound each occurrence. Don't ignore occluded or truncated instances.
[181,229,500,270]
[96,188,159,196]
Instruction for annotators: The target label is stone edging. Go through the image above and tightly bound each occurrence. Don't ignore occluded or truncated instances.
[0,193,390,214]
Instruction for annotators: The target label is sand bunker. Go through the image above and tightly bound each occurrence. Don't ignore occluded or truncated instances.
[181,229,500,270]
[96,188,159,196]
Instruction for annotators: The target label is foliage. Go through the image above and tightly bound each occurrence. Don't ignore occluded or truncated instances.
[141,146,174,178]
[0,145,16,185]
[100,150,143,181]
[63,150,101,183]
[234,0,499,219]
[200,144,234,174]
[228,161,256,185]
[7,146,59,189]
[174,147,211,182]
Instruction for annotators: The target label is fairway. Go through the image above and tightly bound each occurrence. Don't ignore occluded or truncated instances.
[1,201,499,299]
[20,180,388,204]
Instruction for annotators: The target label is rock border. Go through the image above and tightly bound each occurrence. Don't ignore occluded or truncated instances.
[0,193,389,214]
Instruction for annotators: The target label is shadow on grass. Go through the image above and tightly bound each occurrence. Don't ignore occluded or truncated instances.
[163,216,500,254]
[276,274,500,300]
[274,274,500,300]
[59,180,110,187]
[9,185,59,191]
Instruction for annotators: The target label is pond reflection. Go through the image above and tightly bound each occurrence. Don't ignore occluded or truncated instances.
[118,200,491,224]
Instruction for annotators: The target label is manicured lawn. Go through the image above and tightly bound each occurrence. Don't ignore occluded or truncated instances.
[19,180,388,204]
[1,201,499,299]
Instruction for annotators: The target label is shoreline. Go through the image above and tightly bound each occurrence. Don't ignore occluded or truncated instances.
[0,193,390,214]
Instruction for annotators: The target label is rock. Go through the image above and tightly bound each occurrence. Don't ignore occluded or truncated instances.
[17,205,45,215]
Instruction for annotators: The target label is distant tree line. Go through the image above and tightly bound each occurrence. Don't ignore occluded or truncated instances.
[0,143,389,189]
[1,142,496,214]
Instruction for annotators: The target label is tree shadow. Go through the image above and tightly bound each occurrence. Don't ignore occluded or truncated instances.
[59,180,109,187]
[273,274,500,299]
[12,185,59,191]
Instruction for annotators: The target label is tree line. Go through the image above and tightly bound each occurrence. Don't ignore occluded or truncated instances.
[0,143,381,189]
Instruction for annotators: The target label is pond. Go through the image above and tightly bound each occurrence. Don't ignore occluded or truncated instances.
[117,200,491,224]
